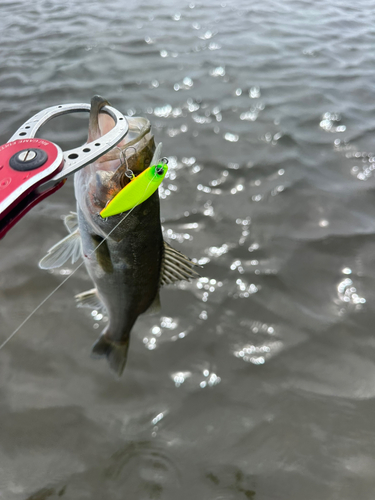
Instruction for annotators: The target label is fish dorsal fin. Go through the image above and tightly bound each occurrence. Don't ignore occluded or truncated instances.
[75,288,106,312]
[160,241,200,285]
[64,212,78,233]
[38,229,82,269]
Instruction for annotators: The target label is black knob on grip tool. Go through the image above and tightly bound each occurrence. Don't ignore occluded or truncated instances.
[9,148,48,171]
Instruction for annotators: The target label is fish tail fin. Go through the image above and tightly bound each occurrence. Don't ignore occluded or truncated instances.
[91,334,129,377]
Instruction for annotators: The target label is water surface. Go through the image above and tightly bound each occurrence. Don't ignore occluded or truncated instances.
[1,1,375,499]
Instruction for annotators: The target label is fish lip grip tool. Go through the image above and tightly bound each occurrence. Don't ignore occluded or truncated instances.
[0,102,128,239]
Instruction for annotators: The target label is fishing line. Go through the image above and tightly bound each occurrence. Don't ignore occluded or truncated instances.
[0,170,159,351]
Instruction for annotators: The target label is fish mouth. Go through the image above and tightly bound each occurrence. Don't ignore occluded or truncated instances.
[80,96,155,214]
[96,114,154,187]
[113,116,155,188]
[123,116,151,148]
[98,116,152,163]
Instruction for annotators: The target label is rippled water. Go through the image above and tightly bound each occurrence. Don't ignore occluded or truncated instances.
[1,0,375,498]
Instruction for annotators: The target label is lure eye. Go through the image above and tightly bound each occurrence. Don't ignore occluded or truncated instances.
[156,165,164,175]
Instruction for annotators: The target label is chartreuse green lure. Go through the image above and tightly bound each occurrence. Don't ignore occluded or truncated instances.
[100,163,168,218]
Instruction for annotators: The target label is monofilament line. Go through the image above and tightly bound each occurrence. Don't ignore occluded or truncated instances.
[0,172,158,351]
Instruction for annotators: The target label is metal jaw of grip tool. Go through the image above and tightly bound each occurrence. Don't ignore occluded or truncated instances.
[0,103,128,239]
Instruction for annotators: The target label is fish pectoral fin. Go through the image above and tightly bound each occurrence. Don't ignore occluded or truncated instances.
[91,334,129,377]
[64,211,78,233]
[75,288,106,312]
[143,293,161,316]
[38,229,82,269]
[160,241,200,285]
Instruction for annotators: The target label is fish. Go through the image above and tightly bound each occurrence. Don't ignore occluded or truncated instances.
[39,95,199,376]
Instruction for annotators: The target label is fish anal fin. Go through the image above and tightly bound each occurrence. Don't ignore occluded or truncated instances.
[160,241,200,286]
[75,288,105,312]
[39,229,81,269]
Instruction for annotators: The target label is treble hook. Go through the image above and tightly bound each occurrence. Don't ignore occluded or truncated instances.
[116,145,137,179]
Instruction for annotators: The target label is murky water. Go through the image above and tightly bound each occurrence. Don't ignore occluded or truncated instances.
[1,0,375,498]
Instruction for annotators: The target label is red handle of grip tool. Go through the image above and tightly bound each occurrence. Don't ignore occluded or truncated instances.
[0,138,64,239]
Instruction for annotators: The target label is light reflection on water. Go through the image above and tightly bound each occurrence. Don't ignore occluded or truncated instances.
[1,0,375,498]
[171,366,221,389]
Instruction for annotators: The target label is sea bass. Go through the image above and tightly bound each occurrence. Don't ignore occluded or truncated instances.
[39,96,199,376]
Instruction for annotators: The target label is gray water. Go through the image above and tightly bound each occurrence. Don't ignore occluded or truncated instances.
[1,0,375,498]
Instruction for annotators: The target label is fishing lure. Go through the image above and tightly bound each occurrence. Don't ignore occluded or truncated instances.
[100,162,168,218]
